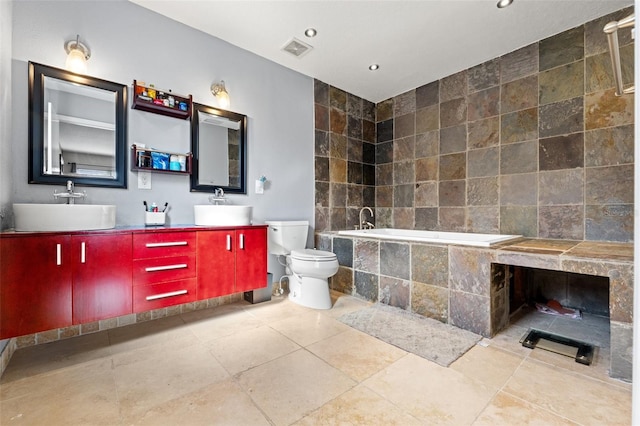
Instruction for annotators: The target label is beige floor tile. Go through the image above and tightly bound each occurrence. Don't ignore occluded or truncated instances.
[243,296,311,323]
[269,310,352,347]
[473,391,579,425]
[0,331,112,383]
[450,344,524,390]
[503,358,632,425]
[206,325,300,375]
[108,314,191,354]
[294,384,422,425]
[110,333,200,368]
[527,344,630,390]
[0,367,120,425]
[114,342,230,419]
[0,293,631,426]
[363,353,496,425]
[237,349,356,426]
[307,328,407,381]
[0,357,114,401]
[127,378,271,426]
[182,304,266,343]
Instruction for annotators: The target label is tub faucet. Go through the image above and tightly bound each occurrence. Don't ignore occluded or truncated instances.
[53,180,86,204]
[359,207,374,230]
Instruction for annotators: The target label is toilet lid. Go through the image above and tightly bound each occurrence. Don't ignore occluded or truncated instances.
[290,249,337,261]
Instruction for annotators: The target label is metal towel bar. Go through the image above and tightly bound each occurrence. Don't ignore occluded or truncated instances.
[604,13,635,96]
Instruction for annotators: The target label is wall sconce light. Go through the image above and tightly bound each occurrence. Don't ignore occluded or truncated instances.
[64,35,91,74]
[211,80,230,109]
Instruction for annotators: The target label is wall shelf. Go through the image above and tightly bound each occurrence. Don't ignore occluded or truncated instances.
[131,80,192,120]
[131,145,192,175]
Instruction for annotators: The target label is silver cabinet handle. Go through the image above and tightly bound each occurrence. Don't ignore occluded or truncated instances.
[226,234,231,251]
[145,289,188,301]
[81,242,86,264]
[145,263,187,272]
[239,233,245,250]
[56,243,61,266]
[145,241,188,248]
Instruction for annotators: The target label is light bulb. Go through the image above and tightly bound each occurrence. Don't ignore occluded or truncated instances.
[218,90,230,109]
[65,48,87,74]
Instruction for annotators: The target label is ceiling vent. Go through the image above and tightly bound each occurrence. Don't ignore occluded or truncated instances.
[281,37,313,58]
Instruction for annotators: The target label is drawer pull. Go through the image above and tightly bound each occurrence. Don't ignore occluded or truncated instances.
[81,242,86,264]
[145,263,188,272]
[145,241,188,248]
[145,289,188,301]
[239,233,245,250]
[226,234,232,251]
[56,243,62,266]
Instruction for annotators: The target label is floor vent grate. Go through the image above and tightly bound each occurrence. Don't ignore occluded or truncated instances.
[521,329,595,365]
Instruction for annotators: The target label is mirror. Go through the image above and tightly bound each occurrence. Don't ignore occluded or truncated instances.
[191,103,247,194]
[28,62,127,188]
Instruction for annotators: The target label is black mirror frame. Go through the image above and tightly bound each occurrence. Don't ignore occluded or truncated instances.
[28,62,128,188]
[190,103,247,194]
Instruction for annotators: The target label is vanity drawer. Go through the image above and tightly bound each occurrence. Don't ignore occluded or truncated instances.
[133,232,196,259]
[133,254,196,285]
[133,278,197,311]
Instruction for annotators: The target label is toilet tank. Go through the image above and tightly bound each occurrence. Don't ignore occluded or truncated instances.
[265,220,309,255]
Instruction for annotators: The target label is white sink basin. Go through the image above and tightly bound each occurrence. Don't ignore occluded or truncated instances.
[13,203,116,232]
[194,205,252,226]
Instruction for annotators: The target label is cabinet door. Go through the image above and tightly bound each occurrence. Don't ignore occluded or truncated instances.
[235,228,268,292]
[0,235,72,339]
[72,234,133,324]
[196,230,235,299]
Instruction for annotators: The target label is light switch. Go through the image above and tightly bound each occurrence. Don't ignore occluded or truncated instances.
[138,171,151,189]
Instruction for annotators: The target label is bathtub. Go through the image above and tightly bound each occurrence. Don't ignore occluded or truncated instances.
[337,228,521,247]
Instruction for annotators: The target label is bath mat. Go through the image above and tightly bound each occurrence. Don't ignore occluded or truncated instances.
[338,303,482,367]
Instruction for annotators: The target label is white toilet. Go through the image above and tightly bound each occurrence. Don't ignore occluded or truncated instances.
[265,220,338,309]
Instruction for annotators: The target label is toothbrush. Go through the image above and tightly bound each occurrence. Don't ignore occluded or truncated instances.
[143,201,148,211]
[162,202,169,212]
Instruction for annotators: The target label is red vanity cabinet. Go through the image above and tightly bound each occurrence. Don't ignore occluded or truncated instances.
[197,227,267,298]
[0,226,267,339]
[0,235,73,339]
[235,227,268,293]
[71,233,133,324]
[132,231,197,311]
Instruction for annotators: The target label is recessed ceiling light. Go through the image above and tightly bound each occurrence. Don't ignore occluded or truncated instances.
[304,28,317,37]
[497,0,514,8]
[369,64,379,71]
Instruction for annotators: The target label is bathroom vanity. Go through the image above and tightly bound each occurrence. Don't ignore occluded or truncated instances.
[0,225,267,340]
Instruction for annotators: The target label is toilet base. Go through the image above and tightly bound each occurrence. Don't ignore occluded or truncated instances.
[288,275,332,310]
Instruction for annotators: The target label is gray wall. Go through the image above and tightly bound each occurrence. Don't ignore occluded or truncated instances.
[1,1,12,231]
[11,0,315,232]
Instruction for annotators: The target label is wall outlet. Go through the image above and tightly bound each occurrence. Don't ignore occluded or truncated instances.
[138,171,151,189]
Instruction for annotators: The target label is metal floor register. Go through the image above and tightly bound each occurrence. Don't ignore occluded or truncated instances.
[521,329,595,365]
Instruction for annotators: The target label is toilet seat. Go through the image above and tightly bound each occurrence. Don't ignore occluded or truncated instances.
[290,249,337,262]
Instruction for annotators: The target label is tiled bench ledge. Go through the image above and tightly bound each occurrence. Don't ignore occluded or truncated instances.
[317,233,633,381]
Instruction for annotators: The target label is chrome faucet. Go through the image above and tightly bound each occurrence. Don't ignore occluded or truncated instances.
[208,187,227,205]
[53,180,86,204]
[358,206,375,230]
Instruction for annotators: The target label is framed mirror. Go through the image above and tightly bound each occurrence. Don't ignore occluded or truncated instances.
[28,62,128,188]
[191,103,247,194]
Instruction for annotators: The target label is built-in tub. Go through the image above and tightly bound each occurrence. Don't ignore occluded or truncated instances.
[337,228,521,247]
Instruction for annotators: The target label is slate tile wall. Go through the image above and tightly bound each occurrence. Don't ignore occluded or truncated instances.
[314,82,376,231]
[315,6,633,242]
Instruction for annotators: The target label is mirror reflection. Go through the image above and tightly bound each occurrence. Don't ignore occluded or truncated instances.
[29,62,128,188]
[43,76,117,177]
[191,103,247,194]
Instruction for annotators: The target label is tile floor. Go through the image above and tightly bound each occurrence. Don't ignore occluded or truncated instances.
[0,292,632,425]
